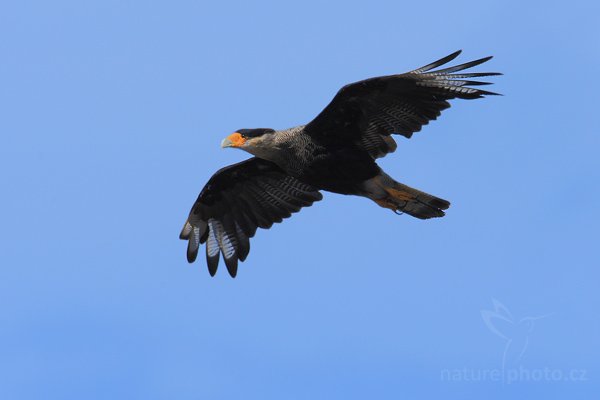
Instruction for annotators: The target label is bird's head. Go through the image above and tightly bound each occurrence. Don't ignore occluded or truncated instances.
[221,128,278,158]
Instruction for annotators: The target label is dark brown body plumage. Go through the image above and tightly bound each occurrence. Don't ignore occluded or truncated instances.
[180,50,501,276]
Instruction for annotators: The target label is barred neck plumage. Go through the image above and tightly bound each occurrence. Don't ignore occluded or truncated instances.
[243,125,317,175]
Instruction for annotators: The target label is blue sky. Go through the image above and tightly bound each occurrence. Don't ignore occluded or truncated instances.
[1,1,599,399]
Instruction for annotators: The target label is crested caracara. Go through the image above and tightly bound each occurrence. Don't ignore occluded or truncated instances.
[180,50,500,277]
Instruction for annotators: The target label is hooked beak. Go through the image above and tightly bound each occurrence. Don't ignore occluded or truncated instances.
[221,132,246,148]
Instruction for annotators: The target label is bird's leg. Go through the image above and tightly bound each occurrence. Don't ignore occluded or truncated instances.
[373,197,407,214]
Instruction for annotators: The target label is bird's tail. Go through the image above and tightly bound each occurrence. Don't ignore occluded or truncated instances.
[364,173,450,219]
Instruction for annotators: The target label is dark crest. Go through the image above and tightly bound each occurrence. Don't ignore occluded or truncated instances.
[237,128,275,138]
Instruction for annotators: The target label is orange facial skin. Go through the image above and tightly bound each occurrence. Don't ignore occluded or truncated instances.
[226,132,246,147]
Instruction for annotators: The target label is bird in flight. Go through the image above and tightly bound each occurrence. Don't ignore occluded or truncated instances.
[180,50,500,277]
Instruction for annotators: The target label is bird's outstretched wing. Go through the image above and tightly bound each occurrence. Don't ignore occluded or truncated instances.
[180,157,322,277]
[304,50,501,159]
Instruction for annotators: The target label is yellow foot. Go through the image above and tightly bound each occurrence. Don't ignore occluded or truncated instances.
[374,198,399,211]
[385,187,415,202]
